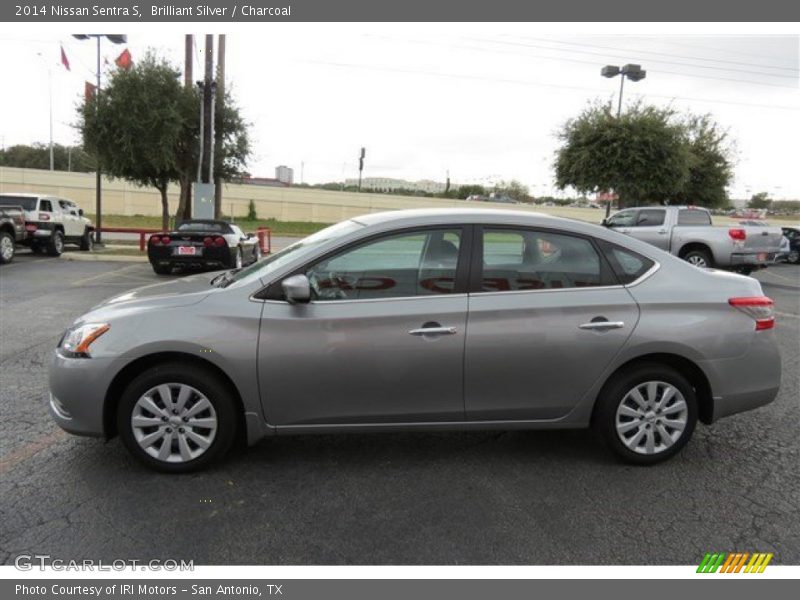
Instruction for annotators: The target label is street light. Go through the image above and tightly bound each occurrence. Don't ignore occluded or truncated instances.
[601,63,646,117]
[72,34,127,244]
[601,63,646,217]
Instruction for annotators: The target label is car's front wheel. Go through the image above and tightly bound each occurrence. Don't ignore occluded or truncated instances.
[117,363,238,473]
[788,249,799,264]
[80,228,94,251]
[594,364,698,465]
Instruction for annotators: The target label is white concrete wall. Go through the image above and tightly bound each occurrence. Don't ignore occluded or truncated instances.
[0,166,542,222]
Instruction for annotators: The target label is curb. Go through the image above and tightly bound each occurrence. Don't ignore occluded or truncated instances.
[60,252,149,263]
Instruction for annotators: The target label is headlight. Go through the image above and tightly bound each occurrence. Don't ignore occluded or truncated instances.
[60,323,110,358]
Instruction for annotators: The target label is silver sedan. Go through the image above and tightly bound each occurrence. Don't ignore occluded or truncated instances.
[49,209,781,472]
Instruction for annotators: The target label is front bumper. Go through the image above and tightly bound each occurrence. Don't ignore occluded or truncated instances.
[48,350,113,437]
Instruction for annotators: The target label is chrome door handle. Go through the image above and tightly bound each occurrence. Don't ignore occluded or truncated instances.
[579,321,625,330]
[408,326,457,336]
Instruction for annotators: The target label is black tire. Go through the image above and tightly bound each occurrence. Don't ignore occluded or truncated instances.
[80,228,94,251]
[0,231,15,264]
[152,263,172,275]
[787,250,799,264]
[593,363,698,465]
[250,243,262,264]
[232,247,243,269]
[682,247,713,269]
[735,267,754,276]
[116,362,238,473]
[46,230,65,256]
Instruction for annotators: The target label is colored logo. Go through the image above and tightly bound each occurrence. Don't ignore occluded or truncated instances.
[697,552,773,573]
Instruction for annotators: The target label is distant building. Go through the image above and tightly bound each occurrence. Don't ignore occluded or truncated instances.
[344,177,452,194]
[275,165,294,185]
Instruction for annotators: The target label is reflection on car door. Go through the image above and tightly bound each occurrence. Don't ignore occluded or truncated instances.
[464,227,639,421]
[258,227,469,426]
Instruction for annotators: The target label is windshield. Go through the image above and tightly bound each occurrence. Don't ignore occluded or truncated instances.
[222,219,365,288]
[0,196,37,210]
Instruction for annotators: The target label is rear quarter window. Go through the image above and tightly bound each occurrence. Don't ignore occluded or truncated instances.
[598,240,656,284]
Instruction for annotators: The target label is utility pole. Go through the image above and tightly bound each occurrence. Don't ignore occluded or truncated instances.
[181,34,193,220]
[202,35,214,185]
[358,147,365,192]
[95,35,102,243]
[213,34,225,219]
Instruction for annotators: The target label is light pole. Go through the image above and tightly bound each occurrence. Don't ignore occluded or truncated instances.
[72,34,127,244]
[601,64,646,216]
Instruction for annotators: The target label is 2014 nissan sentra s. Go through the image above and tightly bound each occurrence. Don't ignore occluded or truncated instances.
[48,209,782,472]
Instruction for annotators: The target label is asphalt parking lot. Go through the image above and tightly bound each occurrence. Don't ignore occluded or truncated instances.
[1,250,798,565]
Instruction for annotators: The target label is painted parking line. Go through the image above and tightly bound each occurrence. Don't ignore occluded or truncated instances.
[759,269,800,285]
[69,264,143,287]
[0,428,67,475]
[776,311,800,320]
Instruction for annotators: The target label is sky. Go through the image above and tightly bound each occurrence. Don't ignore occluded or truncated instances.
[0,24,798,199]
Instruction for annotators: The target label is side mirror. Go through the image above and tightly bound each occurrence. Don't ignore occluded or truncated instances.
[78,209,84,216]
[282,274,311,304]
[601,218,609,227]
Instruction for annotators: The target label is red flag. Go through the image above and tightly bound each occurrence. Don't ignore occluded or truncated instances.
[60,45,70,71]
[115,48,132,70]
[85,81,96,102]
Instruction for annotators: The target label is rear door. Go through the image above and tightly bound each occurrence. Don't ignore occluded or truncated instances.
[258,226,470,426]
[464,226,640,421]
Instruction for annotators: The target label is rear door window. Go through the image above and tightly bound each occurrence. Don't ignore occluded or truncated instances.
[39,199,53,212]
[479,228,613,291]
[678,209,712,225]
[597,240,656,284]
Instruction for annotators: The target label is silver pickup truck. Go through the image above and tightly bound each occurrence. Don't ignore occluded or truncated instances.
[603,205,783,274]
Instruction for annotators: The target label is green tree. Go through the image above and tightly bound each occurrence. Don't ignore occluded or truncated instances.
[455,184,487,199]
[670,114,734,208]
[555,101,690,208]
[79,51,250,229]
[0,143,95,172]
[494,180,531,202]
[748,192,772,209]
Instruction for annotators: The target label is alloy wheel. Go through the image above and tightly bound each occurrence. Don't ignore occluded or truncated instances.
[615,381,688,455]
[130,383,218,463]
[686,255,707,268]
[0,235,13,261]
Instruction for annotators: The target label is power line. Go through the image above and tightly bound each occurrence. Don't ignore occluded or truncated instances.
[505,36,799,73]
[475,37,799,84]
[297,58,800,112]
[649,37,800,66]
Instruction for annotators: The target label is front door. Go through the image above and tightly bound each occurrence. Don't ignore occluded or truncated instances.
[465,226,639,420]
[258,227,469,426]
[628,208,670,250]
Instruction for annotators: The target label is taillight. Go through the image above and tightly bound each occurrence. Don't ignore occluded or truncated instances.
[25,224,37,232]
[214,236,226,247]
[150,235,161,245]
[203,236,213,247]
[161,236,171,245]
[728,228,747,241]
[39,212,51,221]
[729,296,775,330]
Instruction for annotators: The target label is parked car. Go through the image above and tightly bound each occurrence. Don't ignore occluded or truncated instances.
[603,206,784,274]
[49,209,781,472]
[0,193,94,256]
[0,203,27,264]
[147,219,261,275]
[778,226,800,264]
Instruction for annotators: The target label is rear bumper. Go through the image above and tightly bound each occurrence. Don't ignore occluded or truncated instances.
[730,252,777,266]
[700,331,781,422]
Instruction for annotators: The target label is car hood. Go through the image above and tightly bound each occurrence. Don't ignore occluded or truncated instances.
[79,271,223,321]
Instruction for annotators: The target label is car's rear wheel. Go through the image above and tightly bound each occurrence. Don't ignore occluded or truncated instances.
[117,363,238,473]
[594,364,698,465]
[788,250,799,264]
[682,248,713,269]
[47,230,64,256]
[0,231,15,264]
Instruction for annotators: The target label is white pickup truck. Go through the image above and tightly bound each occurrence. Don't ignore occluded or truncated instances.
[603,205,783,274]
[0,193,94,256]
